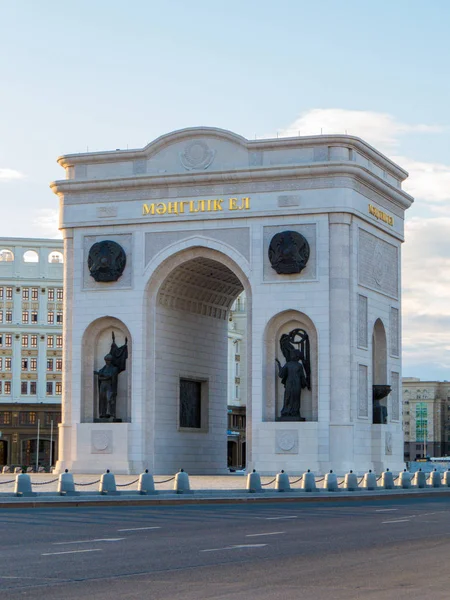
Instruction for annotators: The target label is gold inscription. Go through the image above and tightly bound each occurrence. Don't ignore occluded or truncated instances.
[142,197,250,217]
[368,204,394,226]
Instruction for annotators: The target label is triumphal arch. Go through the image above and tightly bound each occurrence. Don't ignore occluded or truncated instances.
[51,127,412,474]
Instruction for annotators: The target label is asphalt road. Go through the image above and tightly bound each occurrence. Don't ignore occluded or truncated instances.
[1,496,450,599]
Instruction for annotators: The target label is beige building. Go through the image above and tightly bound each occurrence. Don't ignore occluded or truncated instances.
[402,377,450,461]
[0,239,63,468]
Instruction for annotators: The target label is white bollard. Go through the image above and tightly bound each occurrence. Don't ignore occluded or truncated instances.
[344,470,359,491]
[412,469,426,488]
[381,468,395,490]
[14,473,36,497]
[399,469,411,489]
[2,465,11,473]
[246,469,263,493]
[323,470,339,492]
[99,470,119,494]
[301,470,317,492]
[174,469,192,494]
[138,470,156,495]
[361,470,377,490]
[443,469,450,487]
[58,469,79,495]
[275,470,291,492]
[428,468,441,488]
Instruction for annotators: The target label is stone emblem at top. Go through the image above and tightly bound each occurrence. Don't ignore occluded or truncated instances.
[88,240,127,282]
[268,231,310,275]
[179,140,215,171]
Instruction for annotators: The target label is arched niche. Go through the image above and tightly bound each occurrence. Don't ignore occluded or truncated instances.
[264,310,318,422]
[80,317,131,423]
[23,250,39,263]
[372,318,387,385]
[0,249,14,262]
[49,251,64,263]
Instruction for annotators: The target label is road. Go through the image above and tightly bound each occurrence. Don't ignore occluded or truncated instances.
[1,496,450,599]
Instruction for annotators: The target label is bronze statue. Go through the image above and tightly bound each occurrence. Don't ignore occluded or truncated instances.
[275,329,310,420]
[94,332,128,420]
[268,231,310,275]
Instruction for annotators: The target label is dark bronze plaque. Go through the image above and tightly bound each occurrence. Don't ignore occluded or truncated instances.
[180,379,201,428]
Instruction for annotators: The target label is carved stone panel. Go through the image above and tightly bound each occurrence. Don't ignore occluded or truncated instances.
[275,430,299,454]
[385,432,393,455]
[91,429,113,454]
[357,295,368,348]
[390,307,400,357]
[88,240,126,282]
[358,364,368,418]
[83,234,132,290]
[391,372,400,421]
[358,229,398,298]
[268,231,310,275]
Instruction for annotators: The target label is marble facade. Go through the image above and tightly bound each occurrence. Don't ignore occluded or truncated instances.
[51,128,413,474]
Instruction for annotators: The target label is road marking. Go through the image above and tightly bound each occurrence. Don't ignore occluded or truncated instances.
[376,508,398,512]
[382,519,411,524]
[265,515,298,520]
[117,527,161,532]
[42,549,102,556]
[201,544,267,553]
[246,531,285,537]
[53,538,125,545]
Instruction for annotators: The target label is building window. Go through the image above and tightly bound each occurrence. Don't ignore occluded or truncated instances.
[22,334,29,347]
[31,311,38,323]
[0,357,2,370]
[47,312,54,324]
[46,412,61,425]
[30,381,37,395]
[56,288,63,301]
[5,334,12,348]
[31,287,39,300]
[5,311,12,322]
[46,382,53,395]
[21,358,28,371]
[0,288,3,299]
[48,288,55,301]
[6,287,12,300]
[0,381,1,393]
[4,381,11,395]
[22,311,29,324]
[19,411,36,425]
[56,335,63,348]
[5,358,11,370]
[0,311,3,323]
[179,379,202,429]
[22,288,29,300]
[55,381,62,395]
[30,334,38,348]
[56,312,63,324]
[235,362,240,377]
[47,359,54,371]
[47,335,54,348]
[21,381,28,395]
[235,385,239,399]
[0,411,10,424]
[30,358,37,371]
[56,358,62,371]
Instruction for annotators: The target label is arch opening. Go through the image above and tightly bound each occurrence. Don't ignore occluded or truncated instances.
[150,254,248,475]
[23,250,39,263]
[372,318,389,424]
[0,249,14,262]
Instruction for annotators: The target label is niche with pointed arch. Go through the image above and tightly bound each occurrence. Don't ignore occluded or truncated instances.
[264,310,318,422]
[80,317,131,423]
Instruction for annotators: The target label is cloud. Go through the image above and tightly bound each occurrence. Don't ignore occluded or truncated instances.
[33,209,61,238]
[392,156,450,204]
[279,108,443,153]
[0,168,25,181]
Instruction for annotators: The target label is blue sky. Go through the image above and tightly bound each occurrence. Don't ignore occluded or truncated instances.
[1,1,450,379]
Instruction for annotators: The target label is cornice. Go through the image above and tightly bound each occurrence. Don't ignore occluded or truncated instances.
[51,161,413,211]
[56,127,408,181]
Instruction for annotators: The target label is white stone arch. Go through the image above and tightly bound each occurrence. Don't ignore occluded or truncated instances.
[23,249,39,263]
[80,316,132,423]
[142,243,252,474]
[263,309,319,422]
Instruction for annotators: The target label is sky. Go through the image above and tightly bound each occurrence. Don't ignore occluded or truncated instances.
[1,0,450,380]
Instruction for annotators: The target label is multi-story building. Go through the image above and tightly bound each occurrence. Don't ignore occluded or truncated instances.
[227,292,247,469]
[0,239,63,468]
[402,377,450,461]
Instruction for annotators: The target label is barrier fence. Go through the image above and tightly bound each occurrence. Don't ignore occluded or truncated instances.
[0,466,448,498]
